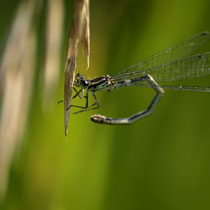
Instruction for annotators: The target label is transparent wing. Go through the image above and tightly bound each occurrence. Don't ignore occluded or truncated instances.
[112,53,210,83]
[112,32,210,79]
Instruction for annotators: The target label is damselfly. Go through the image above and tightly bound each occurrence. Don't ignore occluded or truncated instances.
[68,32,210,125]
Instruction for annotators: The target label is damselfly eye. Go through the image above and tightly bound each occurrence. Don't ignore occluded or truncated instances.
[74,74,89,88]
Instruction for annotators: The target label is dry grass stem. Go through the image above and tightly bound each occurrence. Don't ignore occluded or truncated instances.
[64,0,90,138]
[0,1,36,200]
[43,0,64,109]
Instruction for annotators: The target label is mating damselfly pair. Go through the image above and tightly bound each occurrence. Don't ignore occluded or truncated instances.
[67,32,210,125]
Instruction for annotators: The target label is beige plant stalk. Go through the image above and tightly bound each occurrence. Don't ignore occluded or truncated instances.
[0,1,36,200]
[43,0,64,109]
[64,0,90,138]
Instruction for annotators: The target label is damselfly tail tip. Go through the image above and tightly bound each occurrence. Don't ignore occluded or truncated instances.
[91,114,106,124]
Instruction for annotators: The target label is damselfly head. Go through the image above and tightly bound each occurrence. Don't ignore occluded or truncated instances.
[74,73,90,88]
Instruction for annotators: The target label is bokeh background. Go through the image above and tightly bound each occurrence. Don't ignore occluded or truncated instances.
[1,0,210,210]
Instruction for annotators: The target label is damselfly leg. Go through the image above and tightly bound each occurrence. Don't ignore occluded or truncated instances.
[57,87,84,104]
[72,87,84,99]
[66,90,100,114]
[72,91,100,114]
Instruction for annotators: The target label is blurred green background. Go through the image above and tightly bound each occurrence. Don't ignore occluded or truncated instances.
[1,0,210,210]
